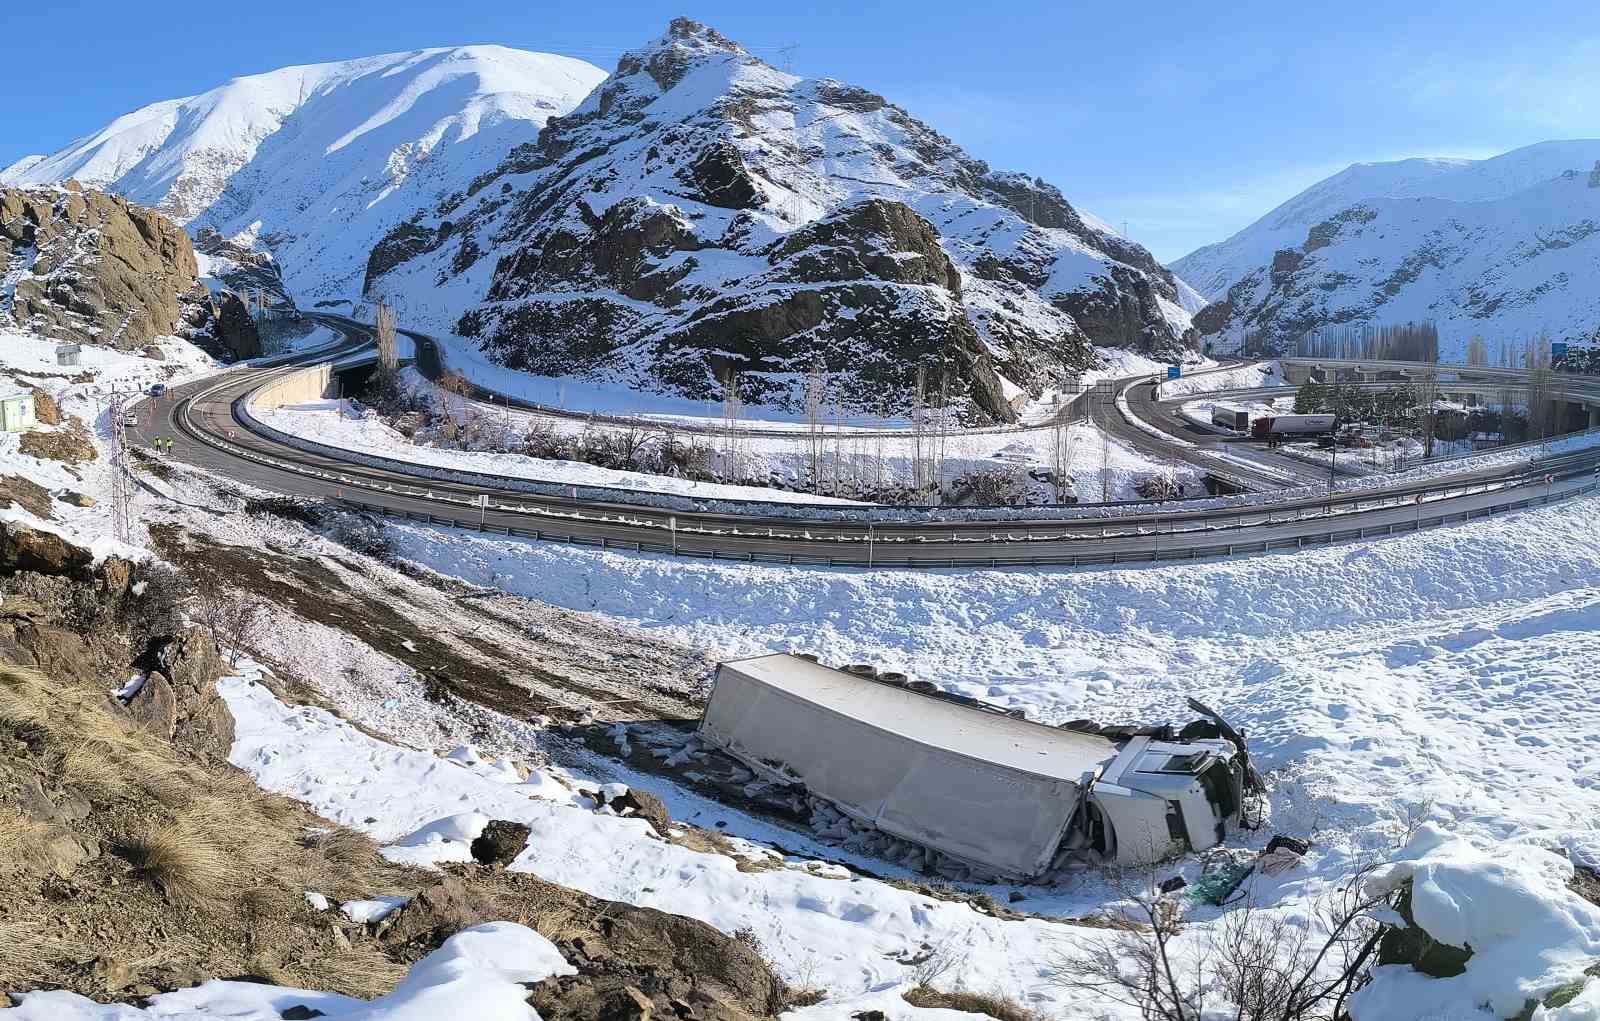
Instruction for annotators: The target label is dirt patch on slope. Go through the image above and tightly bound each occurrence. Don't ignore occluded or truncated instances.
[147,521,710,725]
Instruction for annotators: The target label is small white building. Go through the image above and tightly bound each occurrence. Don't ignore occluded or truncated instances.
[55,343,82,367]
[0,388,37,433]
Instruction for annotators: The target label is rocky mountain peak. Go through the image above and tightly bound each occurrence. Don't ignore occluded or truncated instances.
[370,20,1197,423]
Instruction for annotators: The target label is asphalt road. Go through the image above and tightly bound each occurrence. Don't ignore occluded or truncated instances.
[128,323,1600,569]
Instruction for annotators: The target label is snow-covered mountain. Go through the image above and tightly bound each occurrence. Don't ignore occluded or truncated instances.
[1178,143,1600,358]
[1172,140,1600,300]
[368,19,1200,422]
[3,46,606,302]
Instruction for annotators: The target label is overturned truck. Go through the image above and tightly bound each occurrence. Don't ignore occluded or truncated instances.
[699,654,1256,879]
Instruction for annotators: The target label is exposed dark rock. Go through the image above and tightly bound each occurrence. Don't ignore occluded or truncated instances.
[470,819,531,867]
[1376,880,1473,978]
[768,199,961,293]
[683,140,761,210]
[214,291,262,360]
[363,221,442,294]
[604,787,672,838]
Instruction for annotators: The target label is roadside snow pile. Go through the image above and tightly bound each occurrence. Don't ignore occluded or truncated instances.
[1158,360,1284,398]
[0,922,573,1020]
[1353,824,1600,1020]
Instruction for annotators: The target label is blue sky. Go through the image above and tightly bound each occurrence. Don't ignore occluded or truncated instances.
[4,1,1597,262]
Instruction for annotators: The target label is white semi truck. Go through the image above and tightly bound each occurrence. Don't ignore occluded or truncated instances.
[699,654,1257,879]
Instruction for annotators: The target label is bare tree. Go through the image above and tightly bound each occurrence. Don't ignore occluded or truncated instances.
[184,565,269,668]
[1464,335,1487,367]
[803,363,827,493]
[375,302,398,372]
[720,367,745,481]
[1051,413,1078,504]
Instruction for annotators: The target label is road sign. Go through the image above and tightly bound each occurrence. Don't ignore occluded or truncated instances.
[1553,341,1569,358]
[1167,365,1181,380]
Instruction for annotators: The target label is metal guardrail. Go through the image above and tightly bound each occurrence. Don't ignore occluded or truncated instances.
[174,370,1600,566]
[332,476,1600,569]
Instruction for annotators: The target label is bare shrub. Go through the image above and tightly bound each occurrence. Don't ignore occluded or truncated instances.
[1051,863,1391,1021]
[1137,472,1183,501]
[184,564,269,667]
[120,560,187,650]
[327,510,395,561]
[952,466,1025,505]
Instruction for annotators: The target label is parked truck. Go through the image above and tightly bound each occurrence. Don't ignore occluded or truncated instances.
[1211,403,1251,433]
[1250,413,1336,442]
[698,654,1256,879]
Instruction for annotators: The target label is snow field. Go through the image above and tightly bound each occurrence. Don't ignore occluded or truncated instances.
[390,494,1600,872]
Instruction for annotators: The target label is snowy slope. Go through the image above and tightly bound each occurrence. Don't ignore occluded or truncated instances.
[1173,139,1600,300]
[0,154,46,182]
[1192,169,1600,358]
[8,47,606,305]
[368,19,1198,422]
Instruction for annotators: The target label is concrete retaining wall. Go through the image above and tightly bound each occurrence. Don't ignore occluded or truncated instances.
[251,365,334,410]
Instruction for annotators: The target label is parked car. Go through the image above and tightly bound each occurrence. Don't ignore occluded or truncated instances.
[148,383,167,397]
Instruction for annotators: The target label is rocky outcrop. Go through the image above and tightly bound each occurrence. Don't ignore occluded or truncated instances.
[0,521,94,577]
[380,874,785,1021]
[0,183,200,349]
[369,18,1196,422]
[19,421,97,464]
[213,291,262,359]
[126,628,235,759]
[469,819,531,867]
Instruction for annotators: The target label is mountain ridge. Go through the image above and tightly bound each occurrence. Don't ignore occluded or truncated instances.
[1173,139,1600,301]
[365,18,1198,421]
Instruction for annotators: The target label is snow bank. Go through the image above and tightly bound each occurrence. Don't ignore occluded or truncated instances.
[1353,824,1600,1021]
[216,674,1100,1015]
[0,922,572,1020]
[1157,360,1284,399]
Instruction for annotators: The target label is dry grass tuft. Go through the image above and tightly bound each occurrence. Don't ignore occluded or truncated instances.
[314,948,410,999]
[0,668,47,730]
[0,809,50,877]
[303,827,381,868]
[60,737,134,797]
[118,816,239,907]
[0,921,95,985]
[903,984,1040,1021]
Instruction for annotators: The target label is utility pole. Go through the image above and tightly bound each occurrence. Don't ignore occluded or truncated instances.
[777,43,797,72]
[107,391,132,543]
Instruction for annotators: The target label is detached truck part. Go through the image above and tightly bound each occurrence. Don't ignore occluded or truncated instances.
[698,654,1251,879]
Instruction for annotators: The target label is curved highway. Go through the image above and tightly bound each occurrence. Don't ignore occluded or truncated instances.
[131,321,1600,569]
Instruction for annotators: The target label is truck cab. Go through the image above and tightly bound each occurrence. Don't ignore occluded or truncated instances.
[1089,735,1248,864]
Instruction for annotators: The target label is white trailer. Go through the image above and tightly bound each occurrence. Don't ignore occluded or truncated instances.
[699,654,1250,878]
